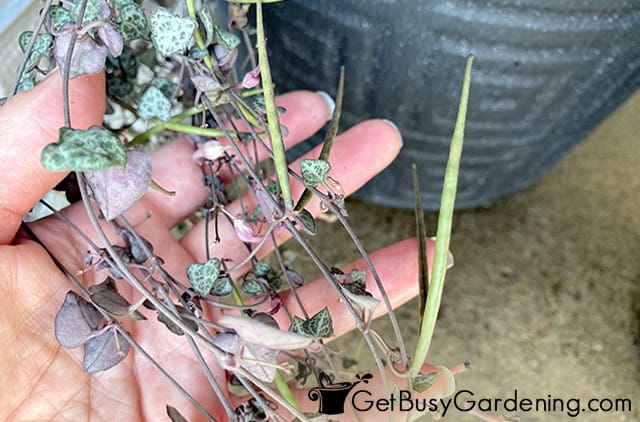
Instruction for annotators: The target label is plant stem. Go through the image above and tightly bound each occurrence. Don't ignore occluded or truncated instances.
[294,66,344,212]
[410,54,473,378]
[186,0,213,70]
[255,1,293,210]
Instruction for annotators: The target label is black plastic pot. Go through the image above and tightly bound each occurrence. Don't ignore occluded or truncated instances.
[263,1,640,209]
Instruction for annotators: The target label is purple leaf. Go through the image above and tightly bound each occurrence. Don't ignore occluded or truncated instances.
[83,327,131,373]
[54,28,108,79]
[97,24,123,57]
[120,230,153,264]
[85,149,152,221]
[255,188,278,223]
[232,217,262,243]
[55,291,106,349]
[166,405,189,422]
[285,269,304,287]
[89,277,146,320]
[241,66,260,89]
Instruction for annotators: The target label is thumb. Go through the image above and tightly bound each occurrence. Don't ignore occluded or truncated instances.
[0,71,106,244]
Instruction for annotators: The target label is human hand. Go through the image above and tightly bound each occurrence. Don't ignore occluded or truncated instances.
[0,71,452,421]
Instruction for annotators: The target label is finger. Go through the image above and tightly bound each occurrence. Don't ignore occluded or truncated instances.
[136,90,333,227]
[180,119,403,264]
[0,71,106,244]
[276,237,436,338]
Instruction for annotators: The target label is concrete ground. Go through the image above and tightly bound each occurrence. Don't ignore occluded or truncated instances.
[283,90,640,421]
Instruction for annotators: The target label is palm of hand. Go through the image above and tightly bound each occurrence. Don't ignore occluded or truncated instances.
[0,72,427,421]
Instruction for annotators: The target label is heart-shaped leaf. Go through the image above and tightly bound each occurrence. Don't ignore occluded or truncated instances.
[19,31,53,70]
[42,126,126,172]
[83,326,131,373]
[55,291,106,349]
[150,8,196,57]
[89,277,146,320]
[288,316,305,335]
[85,149,152,220]
[219,315,313,350]
[186,258,221,297]
[300,159,331,188]
[241,277,264,295]
[302,307,333,338]
[197,5,215,46]
[49,6,73,28]
[210,277,233,296]
[214,26,240,51]
[138,86,172,122]
[350,269,367,290]
[150,77,178,99]
[54,29,109,79]
[118,2,149,42]
[412,372,439,393]
[73,0,110,24]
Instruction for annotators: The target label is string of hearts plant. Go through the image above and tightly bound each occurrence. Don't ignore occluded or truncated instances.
[8,0,475,420]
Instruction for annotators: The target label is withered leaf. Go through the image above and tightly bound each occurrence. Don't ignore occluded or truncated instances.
[219,315,312,350]
[89,278,146,320]
[83,326,131,373]
[157,306,198,336]
[55,291,106,349]
[166,405,189,422]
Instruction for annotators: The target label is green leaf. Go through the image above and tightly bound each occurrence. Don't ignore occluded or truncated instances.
[106,74,133,101]
[150,8,196,57]
[296,208,316,234]
[41,127,126,172]
[186,258,221,297]
[118,3,149,42]
[19,31,53,70]
[288,316,305,335]
[197,5,215,46]
[214,26,240,51]
[72,0,104,25]
[210,277,233,296]
[254,261,272,278]
[300,159,331,188]
[350,269,367,290]
[302,307,333,338]
[412,372,438,393]
[138,86,172,122]
[241,278,264,295]
[150,77,177,99]
[49,5,73,28]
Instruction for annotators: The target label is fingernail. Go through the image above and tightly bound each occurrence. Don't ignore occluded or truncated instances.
[382,118,403,147]
[315,90,335,120]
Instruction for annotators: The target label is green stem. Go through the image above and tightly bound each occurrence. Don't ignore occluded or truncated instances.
[256,0,293,210]
[410,54,474,378]
[186,0,213,70]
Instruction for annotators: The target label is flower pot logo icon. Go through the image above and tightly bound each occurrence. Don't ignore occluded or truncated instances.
[308,372,373,415]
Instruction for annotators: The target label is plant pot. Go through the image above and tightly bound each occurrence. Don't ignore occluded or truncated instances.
[263,1,640,209]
